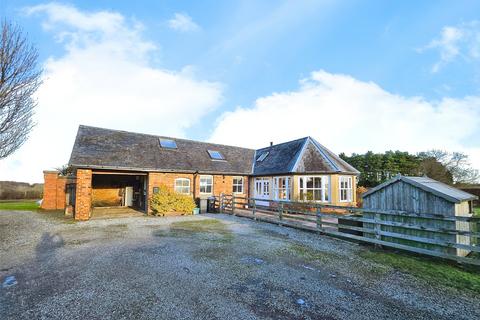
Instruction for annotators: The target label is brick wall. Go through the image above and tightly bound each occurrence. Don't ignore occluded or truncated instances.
[75,169,92,220]
[41,171,67,210]
[147,172,249,213]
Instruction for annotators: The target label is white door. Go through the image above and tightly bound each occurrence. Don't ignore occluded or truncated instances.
[254,178,270,206]
[124,187,133,207]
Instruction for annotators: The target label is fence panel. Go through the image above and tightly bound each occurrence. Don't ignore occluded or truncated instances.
[219,196,480,266]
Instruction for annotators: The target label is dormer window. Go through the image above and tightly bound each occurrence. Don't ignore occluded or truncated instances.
[207,150,224,160]
[159,138,177,149]
[257,152,269,162]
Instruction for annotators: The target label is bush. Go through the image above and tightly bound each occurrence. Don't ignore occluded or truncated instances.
[149,185,196,216]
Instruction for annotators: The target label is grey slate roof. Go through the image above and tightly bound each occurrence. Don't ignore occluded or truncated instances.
[252,137,360,176]
[363,175,478,203]
[69,125,256,175]
[69,126,359,176]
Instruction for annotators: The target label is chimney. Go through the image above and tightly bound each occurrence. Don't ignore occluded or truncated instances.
[270,141,273,147]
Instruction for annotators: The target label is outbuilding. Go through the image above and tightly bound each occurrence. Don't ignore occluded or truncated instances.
[362,175,478,257]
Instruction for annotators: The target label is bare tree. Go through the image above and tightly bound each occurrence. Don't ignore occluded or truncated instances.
[419,150,480,184]
[0,20,42,159]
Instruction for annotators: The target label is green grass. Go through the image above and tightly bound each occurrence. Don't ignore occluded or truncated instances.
[474,207,480,217]
[360,249,480,293]
[0,200,40,211]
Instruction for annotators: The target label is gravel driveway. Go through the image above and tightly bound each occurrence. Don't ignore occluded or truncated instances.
[0,210,478,320]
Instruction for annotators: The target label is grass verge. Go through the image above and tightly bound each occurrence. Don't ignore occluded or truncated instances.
[474,207,480,217]
[360,249,480,294]
[0,200,40,211]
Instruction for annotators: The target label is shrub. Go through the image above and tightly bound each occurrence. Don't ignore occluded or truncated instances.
[149,185,196,216]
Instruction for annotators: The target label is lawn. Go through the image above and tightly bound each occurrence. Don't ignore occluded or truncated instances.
[474,207,480,217]
[360,249,480,294]
[0,200,40,211]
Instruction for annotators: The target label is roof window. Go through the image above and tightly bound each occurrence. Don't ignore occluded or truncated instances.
[208,150,224,160]
[159,138,177,149]
[257,152,269,162]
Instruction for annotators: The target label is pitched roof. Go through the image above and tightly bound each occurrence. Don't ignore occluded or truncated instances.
[252,137,359,175]
[362,175,478,203]
[69,125,255,175]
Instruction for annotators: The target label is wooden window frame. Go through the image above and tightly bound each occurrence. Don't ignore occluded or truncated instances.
[339,176,353,202]
[199,175,213,194]
[298,176,330,202]
[174,178,191,195]
[232,177,244,194]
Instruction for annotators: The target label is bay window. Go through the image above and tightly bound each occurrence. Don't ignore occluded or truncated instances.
[298,176,329,202]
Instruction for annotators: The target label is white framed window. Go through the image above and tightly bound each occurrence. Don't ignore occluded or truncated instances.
[232,177,244,194]
[339,176,353,202]
[174,178,190,194]
[298,176,329,202]
[199,175,213,194]
[254,177,270,198]
[273,177,291,200]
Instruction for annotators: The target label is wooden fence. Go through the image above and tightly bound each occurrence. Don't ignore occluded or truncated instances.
[216,194,480,266]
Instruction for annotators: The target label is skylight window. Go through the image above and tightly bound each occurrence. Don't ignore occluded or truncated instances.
[208,150,224,160]
[159,138,177,149]
[257,152,269,162]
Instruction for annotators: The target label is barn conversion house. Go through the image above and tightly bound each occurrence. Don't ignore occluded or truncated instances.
[42,125,359,220]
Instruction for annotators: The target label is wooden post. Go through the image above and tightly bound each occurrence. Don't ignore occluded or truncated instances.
[278,201,283,223]
[253,198,257,221]
[316,206,321,232]
[220,193,224,214]
[232,195,236,216]
[374,211,382,248]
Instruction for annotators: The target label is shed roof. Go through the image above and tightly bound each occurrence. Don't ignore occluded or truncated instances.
[362,175,478,203]
[252,137,359,176]
[69,125,256,175]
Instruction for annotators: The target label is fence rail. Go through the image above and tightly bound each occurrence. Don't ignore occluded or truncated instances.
[216,194,480,266]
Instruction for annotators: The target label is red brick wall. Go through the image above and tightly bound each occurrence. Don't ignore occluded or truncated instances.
[146,172,249,213]
[75,169,92,220]
[41,171,67,210]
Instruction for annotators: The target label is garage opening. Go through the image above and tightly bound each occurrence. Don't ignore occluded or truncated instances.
[91,172,147,216]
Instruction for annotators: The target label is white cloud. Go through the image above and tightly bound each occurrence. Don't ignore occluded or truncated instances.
[0,3,221,183]
[209,70,480,171]
[422,21,480,72]
[167,13,199,32]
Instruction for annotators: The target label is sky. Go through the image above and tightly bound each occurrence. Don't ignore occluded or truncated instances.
[1,0,480,183]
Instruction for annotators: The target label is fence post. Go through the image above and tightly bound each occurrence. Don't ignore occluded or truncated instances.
[220,193,224,214]
[278,202,283,223]
[374,211,382,248]
[232,195,236,216]
[316,206,321,232]
[252,198,257,221]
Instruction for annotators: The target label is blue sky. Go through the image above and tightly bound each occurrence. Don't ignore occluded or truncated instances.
[1,1,480,182]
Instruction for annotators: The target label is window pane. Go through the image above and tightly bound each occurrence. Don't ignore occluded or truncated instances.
[208,150,224,160]
[159,138,177,149]
[299,177,304,188]
[314,190,321,201]
[306,177,313,189]
[314,177,322,188]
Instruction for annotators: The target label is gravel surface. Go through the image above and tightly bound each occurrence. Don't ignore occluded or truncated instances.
[0,210,478,320]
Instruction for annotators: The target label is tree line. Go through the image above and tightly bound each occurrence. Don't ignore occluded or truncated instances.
[339,150,479,188]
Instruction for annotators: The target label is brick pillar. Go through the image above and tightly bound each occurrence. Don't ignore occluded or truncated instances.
[42,171,59,210]
[75,169,92,220]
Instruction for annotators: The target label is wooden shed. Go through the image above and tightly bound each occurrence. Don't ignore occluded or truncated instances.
[362,175,478,257]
